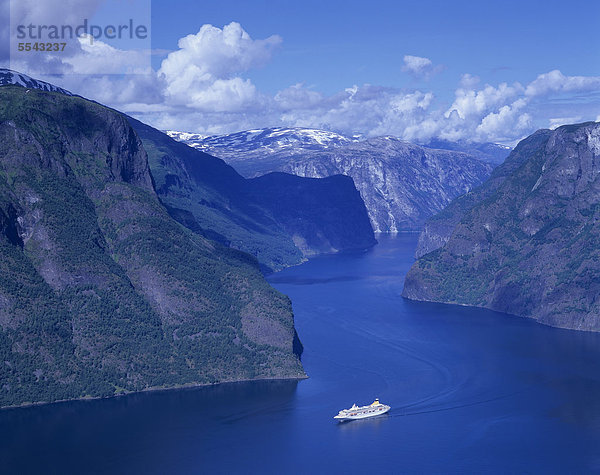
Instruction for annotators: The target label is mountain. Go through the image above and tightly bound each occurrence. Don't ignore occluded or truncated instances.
[0,83,307,407]
[0,68,73,95]
[134,121,376,272]
[403,122,600,332]
[414,131,548,258]
[168,128,495,232]
[245,173,375,257]
[167,127,361,157]
[422,139,512,165]
[165,127,362,178]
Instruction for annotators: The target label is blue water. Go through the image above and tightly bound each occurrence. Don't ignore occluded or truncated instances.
[3,234,600,474]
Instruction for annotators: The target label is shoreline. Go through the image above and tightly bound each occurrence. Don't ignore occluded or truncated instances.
[0,374,308,412]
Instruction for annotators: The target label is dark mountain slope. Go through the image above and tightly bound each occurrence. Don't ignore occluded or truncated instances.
[169,128,495,232]
[130,119,376,271]
[0,86,304,407]
[403,122,600,332]
[245,173,376,256]
[415,129,553,258]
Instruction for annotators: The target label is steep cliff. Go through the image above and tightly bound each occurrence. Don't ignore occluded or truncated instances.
[133,120,376,271]
[415,130,552,258]
[245,173,376,256]
[0,86,304,407]
[168,128,494,232]
[403,122,600,332]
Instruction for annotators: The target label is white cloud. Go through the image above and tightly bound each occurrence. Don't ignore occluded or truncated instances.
[525,70,600,97]
[446,82,524,120]
[475,99,531,141]
[158,22,281,110]
[549,116,583,130]
[402,55,441,79]
[79,66,600,144]
[10,0,104,31]
[6,0,152,76]
[63,35,150,75]
[459,73,480,89]
[274,83,323,110]
[402,55,431,74]
[14,20,600,145]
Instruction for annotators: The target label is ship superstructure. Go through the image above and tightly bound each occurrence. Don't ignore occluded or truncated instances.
[333,399,390,421]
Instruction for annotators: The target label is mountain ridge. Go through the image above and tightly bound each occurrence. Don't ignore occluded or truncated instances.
[0,72,378,406]
[0,82,305,407]
[0,68,73,96]
[133,119,376,272]
[403,121,600,332]
[168,127,501,232]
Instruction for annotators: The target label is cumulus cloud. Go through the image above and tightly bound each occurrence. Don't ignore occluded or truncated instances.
[62,35,150,75]
[475,99,532,141]
[549,117,583,129]
[10,0,104,29]
[18,20,600,145]
[459,73,480,89]
[6,0,152,76]
[402,55,431,74]
[278,86,435,140]
[402,55,442,79]
[70,65,600,144]
[525,70,600,97]
[274,83,323,110]
[158,22,280,111]
[446,82,524,120]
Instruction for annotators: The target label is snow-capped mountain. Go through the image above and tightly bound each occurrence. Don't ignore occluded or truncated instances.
[169,127,500,232]
[167,127,362,162]
[0,69,72,95]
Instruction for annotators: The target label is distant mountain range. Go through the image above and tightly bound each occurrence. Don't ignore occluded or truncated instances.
[422,139,512,165]
[403,121,600,332]
[133,122,375,272]
[168,127,508,232]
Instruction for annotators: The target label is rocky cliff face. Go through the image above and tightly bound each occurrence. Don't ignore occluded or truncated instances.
[415,130,551,258]
[0,86,305,407]
[403,122,600,332]
[168,128,494,232]
[135,121,376,271]
[282,137,493,232]
[245,173,376,256]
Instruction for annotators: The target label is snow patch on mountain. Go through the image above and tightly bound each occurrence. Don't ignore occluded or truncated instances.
[169,126,498,232]
[166,127,363,158]
[0,69,72,96]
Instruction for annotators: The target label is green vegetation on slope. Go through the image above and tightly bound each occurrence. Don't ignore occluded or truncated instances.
[129,117,376,272]
[130,117,304,272]
[0,86,304,407]
[404,122,600,331]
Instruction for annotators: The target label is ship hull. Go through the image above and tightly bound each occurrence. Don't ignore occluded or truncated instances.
[334,404,390,421]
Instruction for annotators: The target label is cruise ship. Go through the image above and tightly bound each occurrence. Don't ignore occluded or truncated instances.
[333,399,390,421]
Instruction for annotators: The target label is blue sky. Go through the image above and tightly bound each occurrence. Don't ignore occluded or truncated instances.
[3,0,600,143]
[151,0,600,99]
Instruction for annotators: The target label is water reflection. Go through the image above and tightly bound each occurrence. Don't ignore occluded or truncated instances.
[0,380,299,474]
[267,275,363,285]
[335,413,390,431]
[547,377,600,429]
[4,235,600,474]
